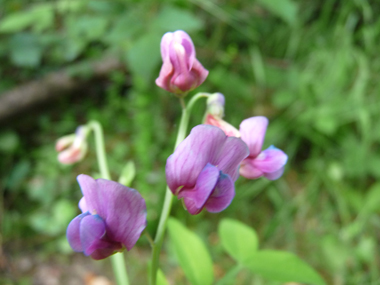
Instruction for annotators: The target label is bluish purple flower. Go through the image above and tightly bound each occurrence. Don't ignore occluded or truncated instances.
[239,117,288,180]
[166,125,249,215]
[155,30,209,95]
[66,175,147,260]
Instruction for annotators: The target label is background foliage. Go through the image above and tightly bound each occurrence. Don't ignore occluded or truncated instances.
[1,0,379,284]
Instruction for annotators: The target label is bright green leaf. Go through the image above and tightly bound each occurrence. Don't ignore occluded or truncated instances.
[167,218,214,285]
[157,269,169,285]
[244,250,326,285]
[218,219,259,263]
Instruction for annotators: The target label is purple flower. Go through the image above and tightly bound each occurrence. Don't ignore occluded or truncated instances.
[66,175,147,260]
[155,30,209,96]
[239,117,288,180]
[166,125,249,215]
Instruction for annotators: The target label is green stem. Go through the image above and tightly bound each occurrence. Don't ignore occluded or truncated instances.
[88,120,130,285]
[87,121,111,180]
[149,92,210,285]
[215,264,243,285]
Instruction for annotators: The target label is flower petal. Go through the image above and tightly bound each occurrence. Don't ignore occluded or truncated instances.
[77,175,103,215]
[204,114,241,137]
[79,197,88,213]
[240,146,287,180]
[213,136,249,181]
[264,166,285,180]
[177,163,220,215]
[95,179,147,251]
[66,212,90,252]
[166,125,227,193]
[253,146,287,173]
[205,172,235,213]
[239,158,264,179]
[239,116,268,158]
[160,32,174,60]
[77,175,147,251]
[80,214,107,256]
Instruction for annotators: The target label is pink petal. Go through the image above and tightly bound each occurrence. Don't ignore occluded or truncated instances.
[239,116,268,158]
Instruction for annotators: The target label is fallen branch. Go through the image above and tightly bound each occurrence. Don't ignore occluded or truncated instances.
[0,57,124,122]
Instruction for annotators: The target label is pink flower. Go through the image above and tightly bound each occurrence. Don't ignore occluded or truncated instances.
[56,126,88,164]
[155,30,209,96]
[239,117,288,180]
[204,93,287,180]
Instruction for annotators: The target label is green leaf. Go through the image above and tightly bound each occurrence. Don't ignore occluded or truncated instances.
[244,250,326,285]
[126,33,162,82]
[118,160,136,187]
[9,33,42,67]
[256,0,298,26]
[167,218,214,285]
[0,131,20,153]
[152,6,203,33]
[356,182,380,220]
[218,219,259,263]
[157,269,169,285]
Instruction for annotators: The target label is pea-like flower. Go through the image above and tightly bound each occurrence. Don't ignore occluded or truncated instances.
[155,30,209,96]
[56,126,89,165]
[66,175,147,260]
[166,125,249,215]
[204,93,287,180]
[239,117,288,180]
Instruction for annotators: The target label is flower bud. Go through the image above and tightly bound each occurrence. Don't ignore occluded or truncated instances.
[204,93,240,137]
[155,30,209,96]
[56,126,89,165]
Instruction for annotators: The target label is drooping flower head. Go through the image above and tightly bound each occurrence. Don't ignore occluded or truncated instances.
[166,125,249,215]
[155,30,209,96]
[56,126,89,164]
[203,93,288,180]
[66,175,147,260]
[239,117,288,180]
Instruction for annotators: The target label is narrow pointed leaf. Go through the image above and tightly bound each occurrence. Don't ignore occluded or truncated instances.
[167,218,214,285]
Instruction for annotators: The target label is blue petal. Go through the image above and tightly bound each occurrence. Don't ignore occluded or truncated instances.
[67,212,90,252]
[80,214,106,256]
[205,172,235,213]
[178,163,220,215]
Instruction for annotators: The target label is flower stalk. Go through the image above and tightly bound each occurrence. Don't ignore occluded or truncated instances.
[87,120,130,285]
[149,92,210,285]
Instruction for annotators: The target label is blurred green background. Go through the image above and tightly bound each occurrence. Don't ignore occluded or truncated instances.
[1,0,379,284]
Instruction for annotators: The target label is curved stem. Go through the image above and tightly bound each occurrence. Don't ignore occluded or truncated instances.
[87,121,111,180]
[87,120,130,285]
[149,92,210,285]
